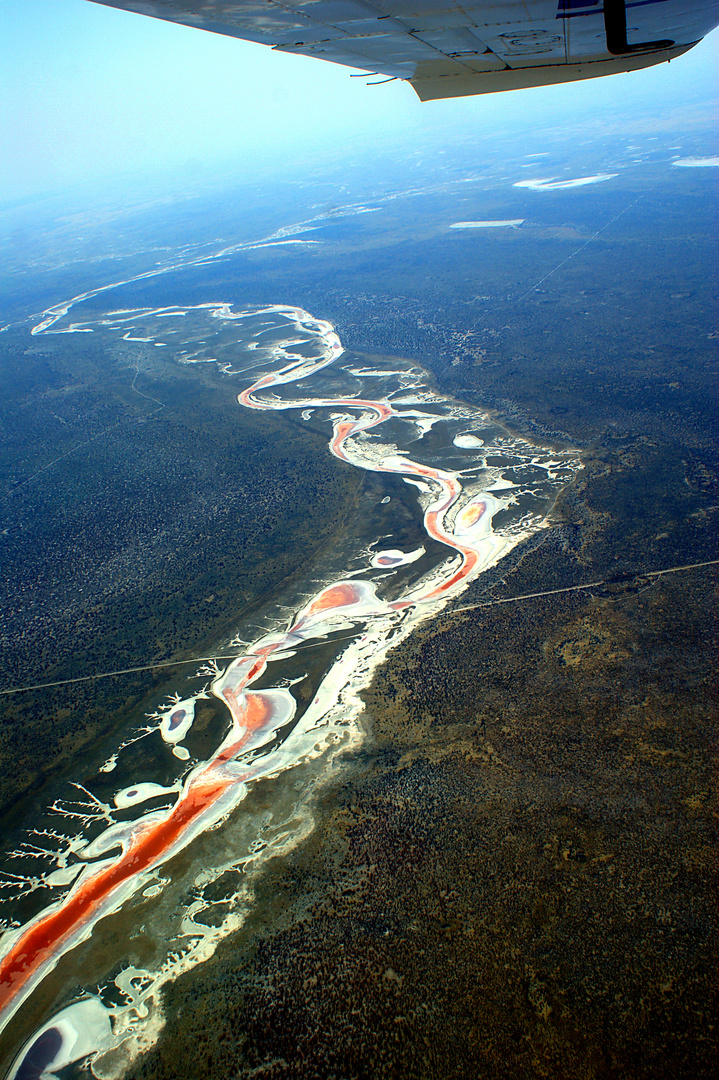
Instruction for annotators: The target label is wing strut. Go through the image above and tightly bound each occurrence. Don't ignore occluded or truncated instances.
[603,0,675,54]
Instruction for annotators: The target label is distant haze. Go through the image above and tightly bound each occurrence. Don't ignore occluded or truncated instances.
[1,1,718,203]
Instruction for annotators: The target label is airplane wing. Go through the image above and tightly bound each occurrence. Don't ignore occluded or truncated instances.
[90,1,719,101]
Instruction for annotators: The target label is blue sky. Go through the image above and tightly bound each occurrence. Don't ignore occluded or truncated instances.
[1,0,718,203]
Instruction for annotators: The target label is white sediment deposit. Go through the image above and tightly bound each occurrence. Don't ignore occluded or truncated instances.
[450,220,524,228]
[671,156,719,167]
[514,174,616,190]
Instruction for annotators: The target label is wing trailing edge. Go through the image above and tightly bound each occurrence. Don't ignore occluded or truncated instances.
[410,43,694,101]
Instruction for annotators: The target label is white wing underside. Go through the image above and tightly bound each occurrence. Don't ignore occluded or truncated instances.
[91,0,719,99]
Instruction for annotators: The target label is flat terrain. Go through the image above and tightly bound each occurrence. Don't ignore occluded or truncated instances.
[0,332,360,821]
[124,166,717,1079]
[1,125,716,1078]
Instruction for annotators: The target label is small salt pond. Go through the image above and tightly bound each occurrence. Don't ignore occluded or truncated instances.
[514,174,616,190]
[450,220,524,229]
[671,156,719,167]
